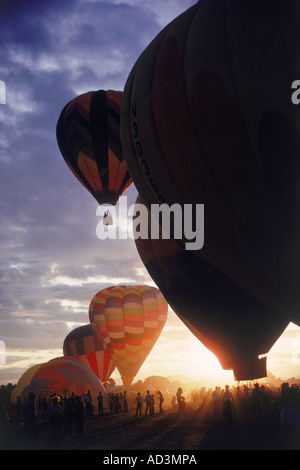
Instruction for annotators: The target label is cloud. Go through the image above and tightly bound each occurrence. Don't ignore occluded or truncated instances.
[4,0,298,388]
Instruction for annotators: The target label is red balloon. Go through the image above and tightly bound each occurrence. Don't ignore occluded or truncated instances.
[63,324,115,384]
[21,356,105,401]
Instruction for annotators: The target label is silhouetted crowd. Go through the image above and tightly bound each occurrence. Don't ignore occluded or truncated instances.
[187,381,300,445]
[1,381,300,449]
[20,391,89,445]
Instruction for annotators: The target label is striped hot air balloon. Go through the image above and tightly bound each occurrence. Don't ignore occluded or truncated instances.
[63,324,115,384]
[21,356,106,403]
[89,285,168,388]
[57,89,132,205]
[11,363,44,404]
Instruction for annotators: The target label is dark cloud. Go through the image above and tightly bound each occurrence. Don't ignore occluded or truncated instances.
[0,0,196,383]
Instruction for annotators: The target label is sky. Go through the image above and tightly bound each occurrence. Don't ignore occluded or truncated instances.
[0,0,300,389]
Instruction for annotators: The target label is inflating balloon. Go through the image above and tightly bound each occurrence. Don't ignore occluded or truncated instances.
[134,196,289,381]
[89,285,168,388]
[10,363,44,404]
[57,89,132,205]
[121,1,300,326]
[21,356,105,402]
[63,324,115,384]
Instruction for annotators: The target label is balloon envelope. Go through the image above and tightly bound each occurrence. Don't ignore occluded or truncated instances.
[134,197,289,381]
[121,1,300,326]
[57,89,132,205]
[11,363,44,404]
[89,285,168,387]
[63,324,115,383]
[21,356,105,402]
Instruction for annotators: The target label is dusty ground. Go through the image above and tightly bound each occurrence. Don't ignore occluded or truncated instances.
[2,401,293,453]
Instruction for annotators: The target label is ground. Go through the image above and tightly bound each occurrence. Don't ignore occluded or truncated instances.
[1,400,295,452]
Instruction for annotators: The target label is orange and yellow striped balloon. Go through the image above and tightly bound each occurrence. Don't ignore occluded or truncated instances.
[89,285,168,388]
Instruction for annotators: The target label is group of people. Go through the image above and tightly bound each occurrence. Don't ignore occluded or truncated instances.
[212,385,235,423]
[134,390,164,416]
[18,387,168,444]
[107,391,128,414]
[279,382,300,447]
[188,382,272,422]
[186,380,300,436]
[22,391,89,444]
[14,381,300,450]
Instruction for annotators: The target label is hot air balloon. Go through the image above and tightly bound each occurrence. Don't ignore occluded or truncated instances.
[57,89,132,205]
[11,363,44,405]
[120,1,300,326]
[63,324,115,384]
[89,285,168,388]
[134,196,289,381]
[21,356,105,403]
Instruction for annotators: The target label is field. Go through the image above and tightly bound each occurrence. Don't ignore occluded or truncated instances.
[2,398,294,453]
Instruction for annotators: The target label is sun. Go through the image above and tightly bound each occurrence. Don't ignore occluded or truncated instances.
[185,337,236,388]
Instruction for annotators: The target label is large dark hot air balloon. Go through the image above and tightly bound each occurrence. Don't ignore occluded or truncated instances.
[120,1,300,326]
[89,285,168,388]
[134,197,289,381]
[57,89,132,205]
[63,324,115,384]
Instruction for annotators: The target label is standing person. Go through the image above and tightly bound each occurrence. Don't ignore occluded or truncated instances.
[97,391,104,416]
[176,387,184,414]
[150,394,155,415]
[144,390,152,415]
[158,390,164,414]
[222,385,235,423]
[115,393,120,413]
[42,395,48,419]
[135,392,142,417]
[212,386,221,416]
[63,395,74,436]
[84,390,93,417]
[123,391,128,412]
[108,393,115,414]
[22,392,37,442]
[16,396,21,417]
[171,395,177,409]
[181,396,187,413]
[74,396,85,437]
[280,385,300,449]
[45,396,64,445]
[251,383,262,416]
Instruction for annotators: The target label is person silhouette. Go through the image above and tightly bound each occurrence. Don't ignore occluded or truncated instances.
[145,390,151,415]
[158,390,164,414]
[135,392,142,416]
